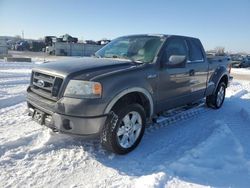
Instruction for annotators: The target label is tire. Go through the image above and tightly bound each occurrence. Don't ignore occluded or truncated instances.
[206,82,226,109]
[101,103,146,154]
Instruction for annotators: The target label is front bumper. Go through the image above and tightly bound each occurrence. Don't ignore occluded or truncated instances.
[28,103,107,137]
[27,89,108,137]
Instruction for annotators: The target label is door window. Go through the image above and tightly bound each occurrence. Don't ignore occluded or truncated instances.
[162,38,188,64]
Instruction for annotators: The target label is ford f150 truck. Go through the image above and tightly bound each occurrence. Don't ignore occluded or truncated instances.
[27,34,232,154]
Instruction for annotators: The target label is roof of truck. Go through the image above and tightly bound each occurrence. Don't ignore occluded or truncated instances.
[121,34,199,40]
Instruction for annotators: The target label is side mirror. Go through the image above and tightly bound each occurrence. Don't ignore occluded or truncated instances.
[166,55,187,68]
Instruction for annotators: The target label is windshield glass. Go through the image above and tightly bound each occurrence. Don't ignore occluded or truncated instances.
[95,35,164,63]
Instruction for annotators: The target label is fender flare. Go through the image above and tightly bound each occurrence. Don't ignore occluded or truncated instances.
[213,73,229,94]
[104,87,154,117]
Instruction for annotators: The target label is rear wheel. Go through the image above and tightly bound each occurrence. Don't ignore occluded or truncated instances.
[101,103,146,154]
[206,82,226,109]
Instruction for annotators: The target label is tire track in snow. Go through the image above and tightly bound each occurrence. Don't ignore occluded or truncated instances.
[134,106,217,169]
[0,74,30,79]
[0,94,26,109]
[0,102,27,115]
[223,90,250,159]
[0,77,30,85]
[0,131,41,158]
[0,84,28,96]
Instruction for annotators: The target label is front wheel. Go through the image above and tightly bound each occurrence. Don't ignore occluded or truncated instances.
[101,103,146,154]
[206,82,226,109]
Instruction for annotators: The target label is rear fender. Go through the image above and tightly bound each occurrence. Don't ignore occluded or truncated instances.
[206,66,229,96]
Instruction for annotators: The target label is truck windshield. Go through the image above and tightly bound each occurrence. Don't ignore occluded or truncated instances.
[95,36,164,63]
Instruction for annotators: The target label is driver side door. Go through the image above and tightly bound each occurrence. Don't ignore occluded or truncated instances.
[157,37,192,112]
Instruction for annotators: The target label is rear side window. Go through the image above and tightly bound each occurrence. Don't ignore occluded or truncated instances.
[187,39,204,62]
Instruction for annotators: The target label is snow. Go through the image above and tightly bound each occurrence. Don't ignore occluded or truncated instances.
[0,60,250,187]
[231,67,250,75]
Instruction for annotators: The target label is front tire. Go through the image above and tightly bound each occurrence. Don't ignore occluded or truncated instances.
[206,82,226,109]
[101,103,146,154]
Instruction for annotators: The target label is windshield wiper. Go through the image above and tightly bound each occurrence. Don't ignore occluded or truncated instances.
[93,53,101,58]
[103,55,145,64]
[129,58,145,64]
[116,56,145,64]
[108,55,130,60]
[133,60,144,64]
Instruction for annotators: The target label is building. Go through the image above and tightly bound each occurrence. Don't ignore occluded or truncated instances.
[54,42,104,56]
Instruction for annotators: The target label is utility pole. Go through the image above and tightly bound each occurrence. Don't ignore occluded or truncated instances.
[22,30,24,39]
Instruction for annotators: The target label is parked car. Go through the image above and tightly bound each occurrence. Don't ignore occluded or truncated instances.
[230,54,250,68]
[27,34,232,154]
[231,61,242,68]
[14,40,30,51]
[240,55,250,68]
[84,40,97,45]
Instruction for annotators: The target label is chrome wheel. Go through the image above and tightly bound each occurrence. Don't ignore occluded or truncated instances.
[216,85,225,107]
[101,103,146,154]
[117,111,142,149]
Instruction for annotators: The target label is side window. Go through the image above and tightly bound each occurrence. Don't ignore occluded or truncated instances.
[187,39,204,62]
[162,38,188,64]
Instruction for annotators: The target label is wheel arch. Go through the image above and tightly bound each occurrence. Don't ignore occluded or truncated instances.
[219,74,229,87]
[208,64,229,95]
[212,73,229,95]
[104,87,154,118]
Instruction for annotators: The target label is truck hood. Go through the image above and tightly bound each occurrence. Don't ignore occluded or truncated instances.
[32,57,136,78]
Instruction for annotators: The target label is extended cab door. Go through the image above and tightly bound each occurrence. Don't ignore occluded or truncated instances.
[157,36,192,112]
[185,38,209,101]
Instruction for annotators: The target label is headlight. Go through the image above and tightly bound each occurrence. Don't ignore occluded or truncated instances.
[64,80,102,98]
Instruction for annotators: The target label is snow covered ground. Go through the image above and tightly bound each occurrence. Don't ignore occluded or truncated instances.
[0,60,250,188]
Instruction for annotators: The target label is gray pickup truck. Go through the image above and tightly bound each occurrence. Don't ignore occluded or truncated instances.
[27,34,232,154]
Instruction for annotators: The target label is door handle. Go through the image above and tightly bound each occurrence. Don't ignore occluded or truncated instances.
[189,69,195,76]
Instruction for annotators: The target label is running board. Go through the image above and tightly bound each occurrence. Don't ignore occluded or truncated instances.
[153,100,205,124]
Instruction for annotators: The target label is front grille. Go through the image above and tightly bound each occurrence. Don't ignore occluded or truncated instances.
[31,71,63,101]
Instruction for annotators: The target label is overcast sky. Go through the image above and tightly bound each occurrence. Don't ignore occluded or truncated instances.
[0,0,249,53]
